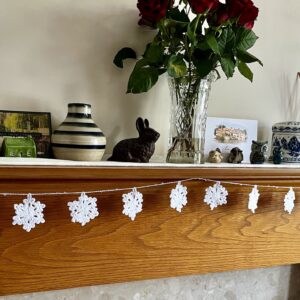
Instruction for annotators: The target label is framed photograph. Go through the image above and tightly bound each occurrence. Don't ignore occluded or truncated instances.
[205,117,258,163]
[0,110,52,158]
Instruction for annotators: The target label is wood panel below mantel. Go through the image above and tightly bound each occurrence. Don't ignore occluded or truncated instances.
[1,165,300,296]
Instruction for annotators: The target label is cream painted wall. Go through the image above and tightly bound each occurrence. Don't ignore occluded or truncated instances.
[0,0,299,157]
[0,2,300,299]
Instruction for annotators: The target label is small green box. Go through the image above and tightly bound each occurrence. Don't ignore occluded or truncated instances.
[2,137,37,158]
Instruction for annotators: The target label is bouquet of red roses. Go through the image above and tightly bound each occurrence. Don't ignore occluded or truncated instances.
[114,0,262,94]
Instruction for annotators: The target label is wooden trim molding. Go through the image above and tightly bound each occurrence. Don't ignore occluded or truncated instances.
[1,165,300,295]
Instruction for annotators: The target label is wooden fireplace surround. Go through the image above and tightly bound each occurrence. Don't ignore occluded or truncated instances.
[1,164,300,296]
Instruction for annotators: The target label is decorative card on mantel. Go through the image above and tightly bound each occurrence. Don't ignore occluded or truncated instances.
[205,117,258,163]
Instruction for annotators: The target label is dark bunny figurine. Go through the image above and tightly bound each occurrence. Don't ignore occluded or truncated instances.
[108,118,160,163]
[228,147,244,164]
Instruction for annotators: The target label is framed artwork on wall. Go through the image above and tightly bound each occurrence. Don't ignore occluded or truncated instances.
[204,117,258,163]
[0,110,52,158]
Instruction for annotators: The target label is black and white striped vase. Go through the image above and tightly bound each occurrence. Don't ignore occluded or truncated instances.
[51,103,106,161]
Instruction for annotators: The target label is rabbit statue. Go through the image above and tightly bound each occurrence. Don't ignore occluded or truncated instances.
[108,118,160,163]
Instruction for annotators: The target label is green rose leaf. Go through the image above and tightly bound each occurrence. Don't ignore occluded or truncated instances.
[237,49,263,66]
[187,16,201,46]
[206,33,220,55]
[192,49,214,78]
[144,43,164,65]
[158,18,188,33]
[238,61,253,82]
[168,7,190,23]
[220,56,235,78]
[196,41,210,51]
[167,55,187,78]
[218,28,235,55]
[236,29,258,51]
[127,63,159,94]
[113,47,137,68]
[194,59,214,78]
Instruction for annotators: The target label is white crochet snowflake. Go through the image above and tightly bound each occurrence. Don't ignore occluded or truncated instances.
[68,192,99,226]
[284,188,295,214]
[170,182,188,212]
[12,193,46,232]
[122,188,143,221]
[204,182,228,210]
[248,185,260,213]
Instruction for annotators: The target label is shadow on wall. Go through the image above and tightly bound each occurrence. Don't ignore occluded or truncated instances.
[288,264,300,299]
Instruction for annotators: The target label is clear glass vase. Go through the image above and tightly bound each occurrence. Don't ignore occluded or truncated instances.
[166,72,215,164]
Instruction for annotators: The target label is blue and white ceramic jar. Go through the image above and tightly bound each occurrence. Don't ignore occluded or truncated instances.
[271,121,300,163]
[51,103,106,161]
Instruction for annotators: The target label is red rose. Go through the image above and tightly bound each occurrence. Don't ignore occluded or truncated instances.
[188,0,220,14]
[137,0,173,28]
[227,0,259,29]
[211,3,229,25]
[238,3,259,29]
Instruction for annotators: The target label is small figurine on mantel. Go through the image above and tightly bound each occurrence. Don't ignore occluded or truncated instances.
[228,147,244,164]
[108,117,160,163]
[208,148,223,163]
[273,146,283,164]
[250,141,268,164]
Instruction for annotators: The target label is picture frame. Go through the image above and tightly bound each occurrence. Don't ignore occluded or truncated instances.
[0,110,52,158]
[205,117,258,163]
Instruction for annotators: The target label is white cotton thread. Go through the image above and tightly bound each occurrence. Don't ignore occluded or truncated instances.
[0,178,298,197]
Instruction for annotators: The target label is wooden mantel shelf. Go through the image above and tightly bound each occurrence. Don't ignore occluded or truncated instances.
[1,161,300,296]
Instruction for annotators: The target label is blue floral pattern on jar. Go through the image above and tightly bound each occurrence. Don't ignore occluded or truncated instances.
[271,122,300,162]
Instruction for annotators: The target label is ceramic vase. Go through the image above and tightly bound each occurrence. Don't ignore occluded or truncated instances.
[51,103,106,161]
[271,121,300,163]
[166,72,215,164]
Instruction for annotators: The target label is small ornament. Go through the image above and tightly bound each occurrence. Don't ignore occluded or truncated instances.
[12,194,46,232]
[248,185,260,213]
[108,118,160,163]
[204,182,228,210]
[250,141,268,164]
[2,137,37,158]
[68,192,99,226]
[284,188,295,214]
[272,146,283,164]
[122,188,143,221]
[228,147,244,164]
[208,148,223,163]
[170,182,188,212]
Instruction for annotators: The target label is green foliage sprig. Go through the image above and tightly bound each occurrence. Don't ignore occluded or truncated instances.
[114,0,262,94]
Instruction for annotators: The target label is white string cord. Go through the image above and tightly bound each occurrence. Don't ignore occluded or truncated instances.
[1,177,299,197]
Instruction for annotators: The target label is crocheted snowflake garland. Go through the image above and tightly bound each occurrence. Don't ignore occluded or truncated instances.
[284,188,295,214]
[68,192,99,226]
[122,188,143,221]
[204,182,228,210]
[170,182,188,212]
[248,185,260,213]
[12,193,46,232]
